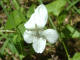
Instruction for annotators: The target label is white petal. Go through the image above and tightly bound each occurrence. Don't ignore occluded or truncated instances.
[24,4,48,29]
[42,29,59,44]
[32,37,46,53]
[23,30,35,43]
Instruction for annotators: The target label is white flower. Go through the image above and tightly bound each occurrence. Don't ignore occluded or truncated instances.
[23,29,58,53]
[23,4,59,53]
[24,4,48,29]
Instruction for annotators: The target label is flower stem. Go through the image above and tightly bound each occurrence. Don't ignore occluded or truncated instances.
[0,30,15,33]
[60,39,70,60]
[48,16,56,29]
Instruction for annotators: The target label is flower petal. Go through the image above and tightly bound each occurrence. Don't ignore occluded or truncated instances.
[42,29,59,44]
[24,4,48,29]
[23,30,35,43]
[32,37,46,53]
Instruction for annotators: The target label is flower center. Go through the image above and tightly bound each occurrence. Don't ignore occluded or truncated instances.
[35,24,40,38]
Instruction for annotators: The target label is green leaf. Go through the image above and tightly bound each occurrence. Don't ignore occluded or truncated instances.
[71,52,80,60]
[57,12,67,24]
[12,34,18,44]
[12,0,19,10]
[5,10,26,29]
[72,31,80,38]
[66,24,75,33]
[66,0,80,11]
[38,0,43,4]
[27,4,35,18]
[18,23,26,34]
[66,24,80,38]
[0,39,9,55]
[8,42,19,55]
[46,0,67,16]
[60,32,65,38]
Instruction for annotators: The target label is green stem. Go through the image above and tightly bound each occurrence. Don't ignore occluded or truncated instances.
[17,27,23,55]
[0,30,15,33]
[38,0,43,4]
[60,39,70,60]
[67,0,80,14]
[48,16,56,29]
[67,0,80,10]
[12,0,20,10]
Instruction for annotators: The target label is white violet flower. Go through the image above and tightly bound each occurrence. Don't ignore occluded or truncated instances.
[23,4,59,53]
[24,4,48,29]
